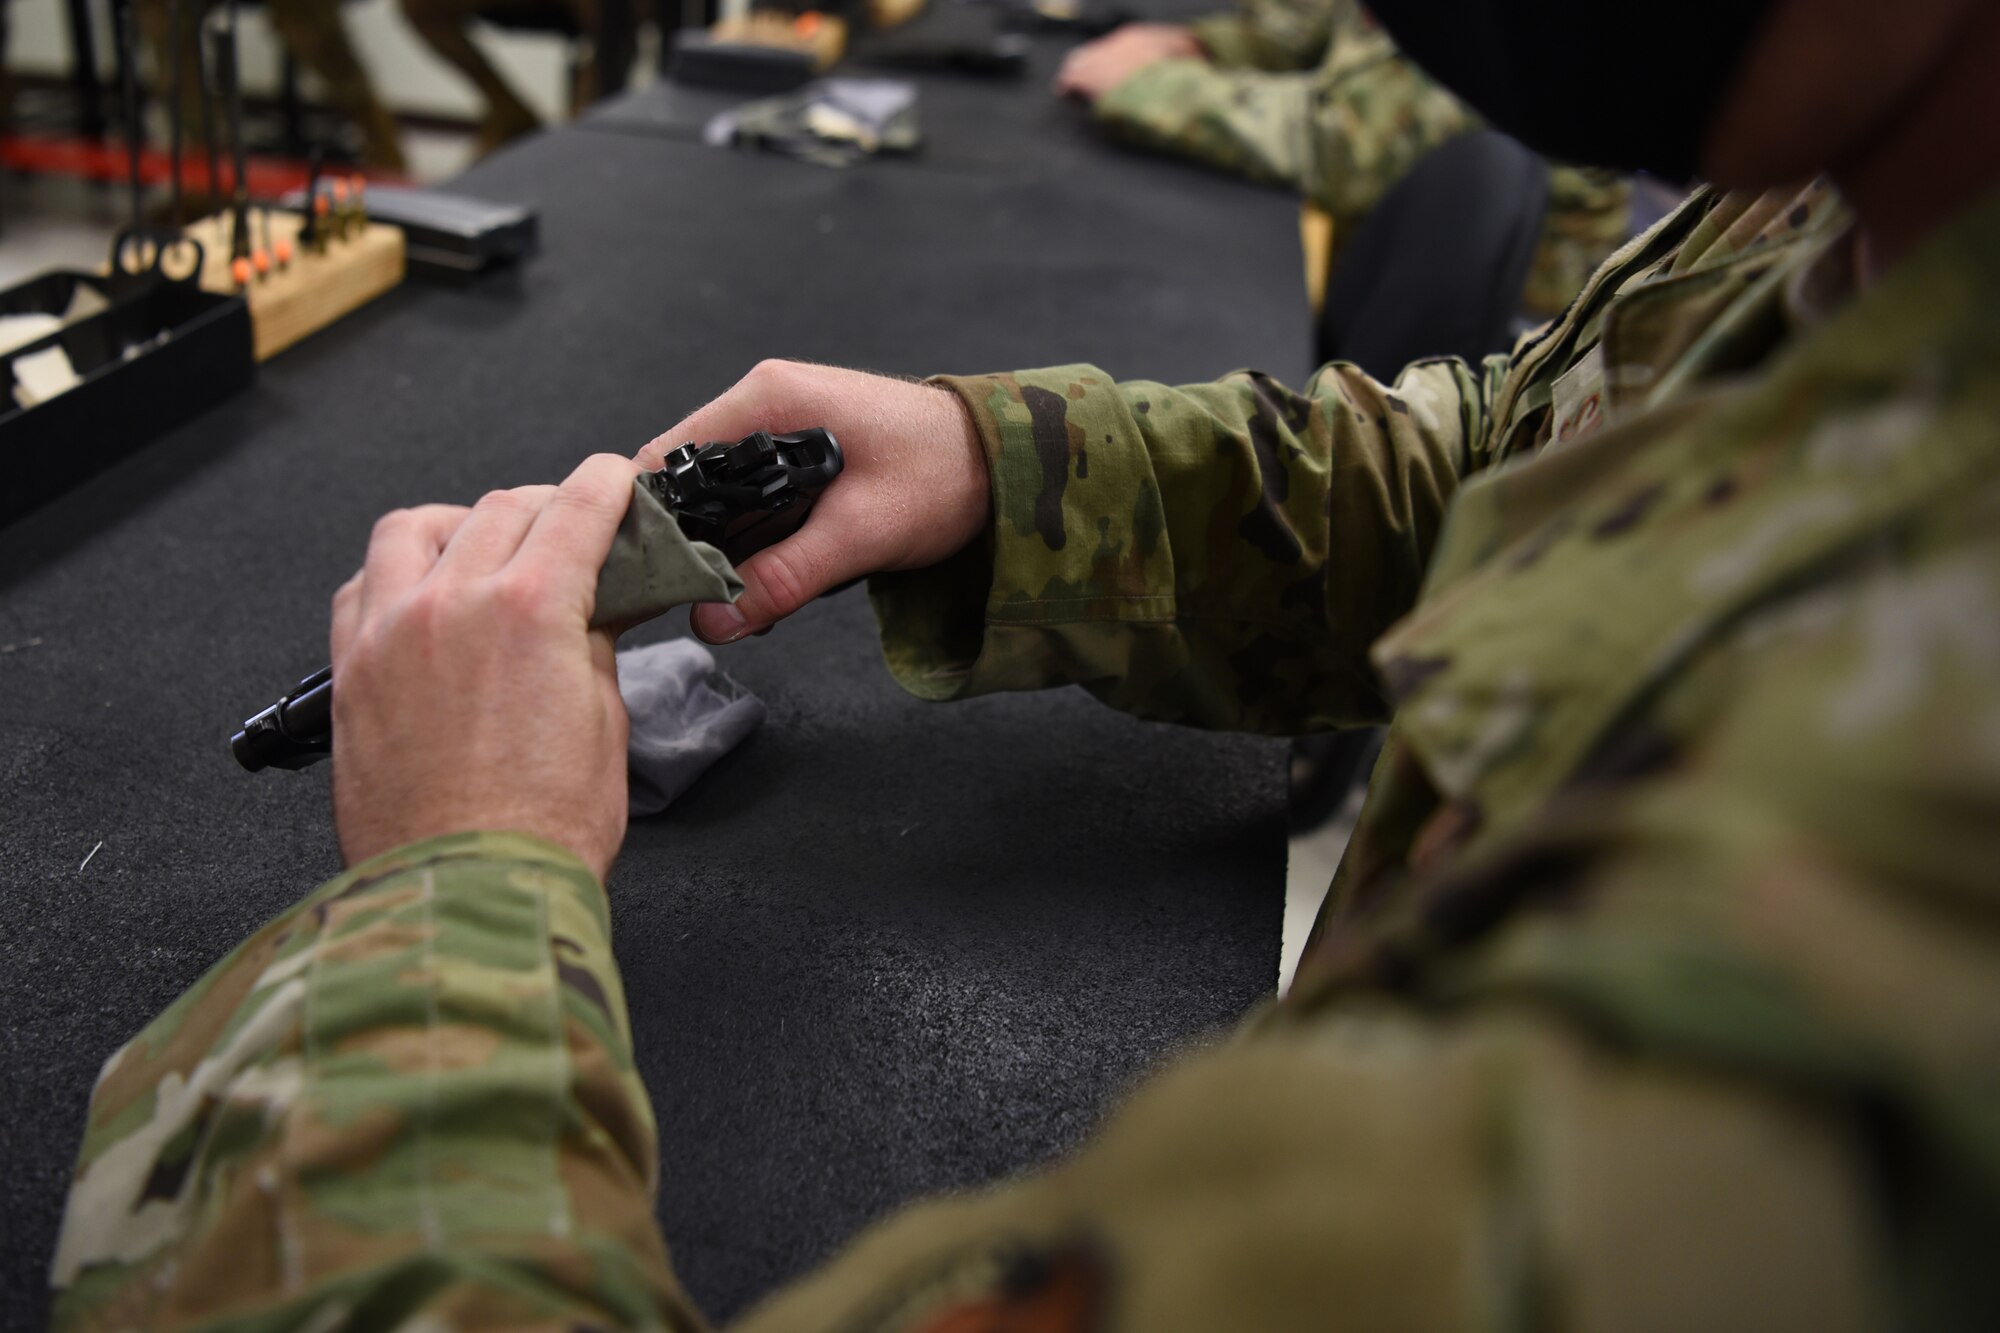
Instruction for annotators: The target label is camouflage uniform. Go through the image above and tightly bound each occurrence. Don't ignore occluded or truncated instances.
[51,180,2000,1330]
[1094,0,1631,317]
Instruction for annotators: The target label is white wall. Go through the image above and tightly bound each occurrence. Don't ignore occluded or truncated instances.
[8,0,571,123]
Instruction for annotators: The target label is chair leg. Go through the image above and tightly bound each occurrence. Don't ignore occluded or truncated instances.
[280,52,305,157]
[67,0,108,141]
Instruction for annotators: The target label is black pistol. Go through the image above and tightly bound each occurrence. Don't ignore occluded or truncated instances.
[231,428,842,773]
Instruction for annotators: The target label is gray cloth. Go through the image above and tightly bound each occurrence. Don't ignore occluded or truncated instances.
[705,79,923,167]
[593,479,744,631]
[619,638,766,816]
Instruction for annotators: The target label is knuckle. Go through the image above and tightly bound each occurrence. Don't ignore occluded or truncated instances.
[748,357,801,391]
[412,502,466,525]
[399,583,453,635]
[493,567,553,618]
[506,485,560,518]
[339,619,393,688]
[546,483,606,524]
[350,617,392,661]
[750,544,817,616]
[370,508,412,542]
[575,454,631,496]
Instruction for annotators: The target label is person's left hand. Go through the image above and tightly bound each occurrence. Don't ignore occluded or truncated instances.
[1054,23,1205,102]
[637,360,988,646]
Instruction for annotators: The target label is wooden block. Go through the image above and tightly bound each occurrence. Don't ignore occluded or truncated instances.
[184,209,405,363]
[711,11,847,69]
[866,0,926,29]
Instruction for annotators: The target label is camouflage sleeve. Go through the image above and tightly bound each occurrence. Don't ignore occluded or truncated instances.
[1092,47,1474,225]
[1523,166,1635,320]
[50,832,699,1333]
[1186,0,1345,71]
[869,357,1504,735]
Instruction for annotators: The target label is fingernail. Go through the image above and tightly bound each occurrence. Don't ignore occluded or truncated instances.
[703,604,749,643]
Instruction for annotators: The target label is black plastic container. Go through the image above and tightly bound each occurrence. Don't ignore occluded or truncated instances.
[0,270,112,322]
[1,272,254,527]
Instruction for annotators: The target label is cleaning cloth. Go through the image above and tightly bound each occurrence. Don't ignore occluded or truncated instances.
[619,637,766,816]
[593,478,743,629]
[705,79,922,167]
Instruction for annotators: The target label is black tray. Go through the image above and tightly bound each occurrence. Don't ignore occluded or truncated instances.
[1,272,254,527]
[0,269,112,322]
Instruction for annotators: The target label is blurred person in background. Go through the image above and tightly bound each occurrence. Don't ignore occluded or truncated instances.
[398,0,629,155]
[139,0,408,173]
[1058,0,1630,318]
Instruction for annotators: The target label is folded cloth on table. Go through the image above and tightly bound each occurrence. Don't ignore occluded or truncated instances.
[705,78,922,166]
[619,638,766,816]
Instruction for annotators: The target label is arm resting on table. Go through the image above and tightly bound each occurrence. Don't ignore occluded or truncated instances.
[870,357,1506,735]
[51,833,698,1333]
[1186,0,1344,71]
[1091,50,1475,225]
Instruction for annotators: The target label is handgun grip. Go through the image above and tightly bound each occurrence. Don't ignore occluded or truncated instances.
[230,666,332,773]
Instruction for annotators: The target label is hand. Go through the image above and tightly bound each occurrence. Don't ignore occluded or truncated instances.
[329,453,640,880]
[1054,23,1205,102]
[638,360,988,645]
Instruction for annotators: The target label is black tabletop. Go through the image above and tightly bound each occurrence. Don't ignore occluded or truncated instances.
[583,6,1237,189]
[0,39,1306,1327]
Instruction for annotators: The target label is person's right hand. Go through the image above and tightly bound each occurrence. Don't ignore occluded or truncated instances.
[638,361,990,645]
[1054,23,1205,102]
[329,454,639,880]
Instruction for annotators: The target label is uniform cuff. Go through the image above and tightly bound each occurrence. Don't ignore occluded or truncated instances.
[321,830,611,927]
[336,828,602,883]
[1186,14,1256,67]
[868,367,1177,702]
[1090,59,1188,133]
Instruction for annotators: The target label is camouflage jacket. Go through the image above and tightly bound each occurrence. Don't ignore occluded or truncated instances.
[50,183,2000,1330]
[1094,0,1631,316]
[887,179,2000,1319]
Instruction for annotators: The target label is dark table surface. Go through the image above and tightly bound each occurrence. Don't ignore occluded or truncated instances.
[583,8,1232,188]
[0,25,1307,1327]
